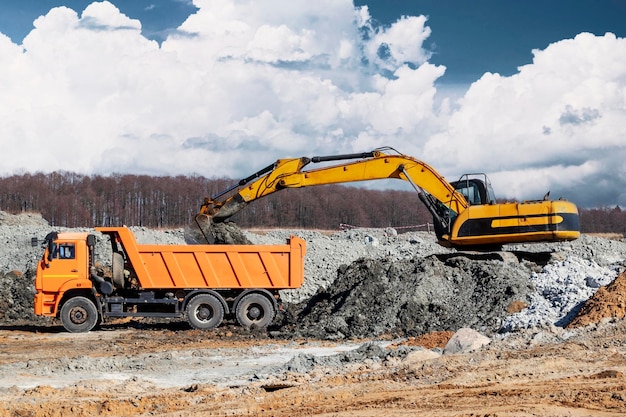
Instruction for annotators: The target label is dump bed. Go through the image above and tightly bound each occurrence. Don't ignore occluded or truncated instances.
[95,227,306,290]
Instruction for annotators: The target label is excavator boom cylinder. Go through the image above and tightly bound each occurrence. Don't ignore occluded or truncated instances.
[311,151,376,163]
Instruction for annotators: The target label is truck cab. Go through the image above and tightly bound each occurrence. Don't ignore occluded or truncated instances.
[34,232,95,319]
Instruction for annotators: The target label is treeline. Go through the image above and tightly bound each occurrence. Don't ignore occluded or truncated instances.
[580,206,626,234]
[0,172,623,233]
[0,172,432,230]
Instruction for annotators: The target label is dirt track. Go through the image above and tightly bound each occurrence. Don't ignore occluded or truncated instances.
[1,318,625,417]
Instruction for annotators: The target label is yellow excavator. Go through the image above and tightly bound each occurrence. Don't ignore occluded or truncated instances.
[190,147,580,249]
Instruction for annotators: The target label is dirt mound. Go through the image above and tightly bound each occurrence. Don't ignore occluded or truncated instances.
[0,270,48,325]
[0,211,49,226]
[284,254,534,339]
[567,269,626,328]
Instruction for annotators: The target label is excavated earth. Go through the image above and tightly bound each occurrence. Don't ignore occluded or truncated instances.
[1,211,626,416]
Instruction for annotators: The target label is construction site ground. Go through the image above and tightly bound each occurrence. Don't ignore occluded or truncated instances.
[1,214,625,416]
[0,318,625,417]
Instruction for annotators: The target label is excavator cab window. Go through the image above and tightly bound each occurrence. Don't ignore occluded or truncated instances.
[455,181,482,205]
[452,174,496,206]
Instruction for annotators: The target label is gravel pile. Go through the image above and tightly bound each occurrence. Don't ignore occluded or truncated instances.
[243,227,453,304]
[1,211,625,338]
[283,253,534,339]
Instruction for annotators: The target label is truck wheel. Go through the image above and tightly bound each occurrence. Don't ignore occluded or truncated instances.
[186,294,224,330]
[111,252,125,289]
[60,296,99,333]
[236,293,275,329]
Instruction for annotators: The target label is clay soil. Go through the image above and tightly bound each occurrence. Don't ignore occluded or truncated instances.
[0,319,625,417]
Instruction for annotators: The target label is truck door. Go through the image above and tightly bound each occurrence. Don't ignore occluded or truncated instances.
[40,241,87,293]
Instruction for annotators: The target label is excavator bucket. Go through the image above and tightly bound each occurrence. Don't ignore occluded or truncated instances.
[184,214,252,245]
[184,214,216,244]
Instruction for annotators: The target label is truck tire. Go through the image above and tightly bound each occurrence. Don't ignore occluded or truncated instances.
[235,293,275,329]
[186,293,224,330]
[111,252,125,289]
[60,296,99,333]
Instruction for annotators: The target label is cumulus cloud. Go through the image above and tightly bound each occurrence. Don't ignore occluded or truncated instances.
[0,1,625,208]
[1,0,440,175]
[424,32,626,207]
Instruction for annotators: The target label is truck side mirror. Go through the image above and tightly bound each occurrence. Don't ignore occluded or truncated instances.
[87,234,97,247]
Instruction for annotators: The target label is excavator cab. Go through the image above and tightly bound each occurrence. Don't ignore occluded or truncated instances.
[451,174,496,206]
[427,174,495,242]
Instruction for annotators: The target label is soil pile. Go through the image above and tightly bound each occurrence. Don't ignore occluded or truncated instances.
[245,227,452,304]
[0,270,47,325]
[397,330,455,349]
[184,220,252,245]
[284,253,534,339]
[0,211,48,226]
[567,269,626,327]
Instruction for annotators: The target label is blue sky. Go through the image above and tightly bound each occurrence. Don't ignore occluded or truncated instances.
[3,0,623,85]
[357,0,626,84]
[0,1,625,208]
[0,0,197,45]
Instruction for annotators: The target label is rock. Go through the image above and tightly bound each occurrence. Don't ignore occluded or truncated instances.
[403,349,441,364]
[585,275,605,288]
[443,328,491,355]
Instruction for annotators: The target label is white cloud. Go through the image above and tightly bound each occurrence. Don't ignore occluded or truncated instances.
[364,15,432,71]
[3,0,415,175]
[424,32,626,207]
[0,1,625,208]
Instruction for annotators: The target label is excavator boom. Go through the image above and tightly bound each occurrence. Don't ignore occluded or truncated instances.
[191,148,580,248]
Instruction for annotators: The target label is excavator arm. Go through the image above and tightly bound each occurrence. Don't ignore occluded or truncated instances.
[191,147,580,248]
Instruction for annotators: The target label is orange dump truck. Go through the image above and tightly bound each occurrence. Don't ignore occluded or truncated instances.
[34,226,306,333]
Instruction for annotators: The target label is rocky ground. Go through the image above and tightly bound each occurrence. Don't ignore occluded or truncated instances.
[0,211,625,416]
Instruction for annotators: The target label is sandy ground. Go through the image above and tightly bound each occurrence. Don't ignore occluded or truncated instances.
[1,319,625,417]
